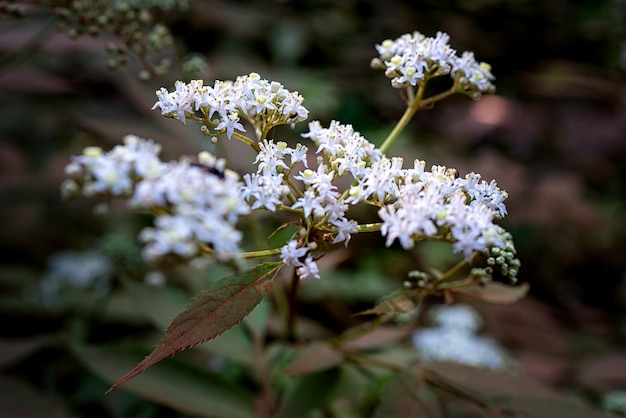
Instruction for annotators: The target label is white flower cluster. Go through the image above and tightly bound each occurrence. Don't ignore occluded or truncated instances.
[379,165,508,260]
[413,304,508,369]
[152,73,309,138]
[302,121,509,261]
[240,136,359,279]
[374,31,495,94]
[238,119,510,278]
[40,250,113,307]
[63,135,248,263]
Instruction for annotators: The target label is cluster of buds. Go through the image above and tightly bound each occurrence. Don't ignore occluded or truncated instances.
[55,0,178,78]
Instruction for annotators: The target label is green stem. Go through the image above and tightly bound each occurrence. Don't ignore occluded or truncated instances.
[357,222,383,233]
[379,81,426,154]
[436,258,469,283]
[232,131,260,152]
[198,246,282,260]
[240,247,283,259]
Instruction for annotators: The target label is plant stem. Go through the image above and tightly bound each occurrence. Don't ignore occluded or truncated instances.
[357,222,383,233]
[241,247,283,259]
[286,269,300,342]
[436,258,469,283]
[379,81,426,154]
[232,131,260,152]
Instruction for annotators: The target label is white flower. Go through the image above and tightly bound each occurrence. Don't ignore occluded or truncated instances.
[241,171,287,212]
[296,255,320,280]
[40,250,113,307]
[153,74,309,139]
[292,189,323,219]
[215,111,245,139]
[374,31,495,92]
[66,137,249,264]
[428,304,482,333]
[330,217,358,246]
[280,240,308,267]
[255,140,289,175]
[413,304,507,370]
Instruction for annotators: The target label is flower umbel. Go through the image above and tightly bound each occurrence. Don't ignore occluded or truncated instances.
[64,30,518,288]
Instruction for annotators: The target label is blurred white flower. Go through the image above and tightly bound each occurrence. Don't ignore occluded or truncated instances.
[40,250,113,307]
[413,304,508,370]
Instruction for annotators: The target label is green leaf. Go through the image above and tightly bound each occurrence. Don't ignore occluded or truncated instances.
[280,367,341,417]
[107,261,282,392]
[74,344,256,418]
[451,282,529,304]
[283,342,344,376]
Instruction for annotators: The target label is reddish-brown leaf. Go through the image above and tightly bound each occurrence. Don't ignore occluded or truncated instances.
[374,372,429,418]
[106,262,282,393]
[283,342,344,376]
[451,282,529,304]
[341,326,412,352]
[353,293,417,319]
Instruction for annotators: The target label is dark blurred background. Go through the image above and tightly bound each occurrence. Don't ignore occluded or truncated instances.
[0,0,625,416]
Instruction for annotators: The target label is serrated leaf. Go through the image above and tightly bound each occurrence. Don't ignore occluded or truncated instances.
[123,280,257,367]
[107,262,282,393]
[451,282,529,304]
[74,344,255,418]
[280,367,341,417]
[283,342,344,376]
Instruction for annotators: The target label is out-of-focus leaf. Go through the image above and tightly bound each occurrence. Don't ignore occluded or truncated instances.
[283,342,344,376]
[374,372,440,418]
[424,362,555,400]
[353,291,417,319]
[349,346,418,372]
[107,262,282,392]
[0,337,50,369]
[423,363,612,417]
[73,344,256,418]
[242,299,271,343]
[341,326,412,352]
[122,281,190,330]
[498,397,612,418]
[280,367,341,417]
[451,282,529,304]
[0,375,72,418]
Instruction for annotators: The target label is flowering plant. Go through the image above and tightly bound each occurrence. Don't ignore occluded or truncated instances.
[64,31,528,416]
